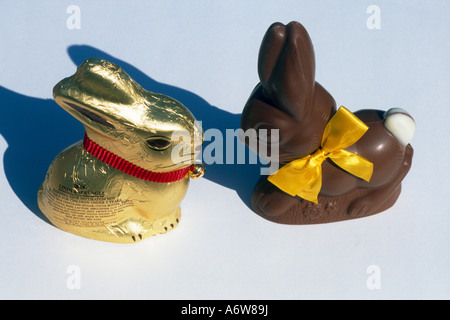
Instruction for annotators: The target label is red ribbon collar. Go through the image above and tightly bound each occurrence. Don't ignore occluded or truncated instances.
[83,133,192,183]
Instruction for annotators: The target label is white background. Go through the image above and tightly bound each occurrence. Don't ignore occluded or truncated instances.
[0,0,449,299]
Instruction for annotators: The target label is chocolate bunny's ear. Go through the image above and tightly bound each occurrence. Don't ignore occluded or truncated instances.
[258,22,316,121]
[242,22,335,161]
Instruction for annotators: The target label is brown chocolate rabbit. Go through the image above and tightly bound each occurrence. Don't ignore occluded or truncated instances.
[241,22,414,224]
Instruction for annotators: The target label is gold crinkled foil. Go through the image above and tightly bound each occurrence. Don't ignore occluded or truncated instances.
[38,58,203,243]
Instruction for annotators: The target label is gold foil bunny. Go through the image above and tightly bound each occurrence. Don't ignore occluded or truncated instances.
[38,58,204,243]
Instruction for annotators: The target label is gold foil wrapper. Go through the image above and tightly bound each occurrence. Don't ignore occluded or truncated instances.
[38,58,203,243]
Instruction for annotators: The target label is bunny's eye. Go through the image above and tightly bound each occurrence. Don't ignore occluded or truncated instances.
[256,124,280,144]
[146,136,172,151]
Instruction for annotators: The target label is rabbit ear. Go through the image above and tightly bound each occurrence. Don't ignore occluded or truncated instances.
[258,22,316,121]
[258,22,287,89]
[54,58,139,106]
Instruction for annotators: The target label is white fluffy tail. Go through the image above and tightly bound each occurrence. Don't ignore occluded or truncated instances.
[384,108,415,147]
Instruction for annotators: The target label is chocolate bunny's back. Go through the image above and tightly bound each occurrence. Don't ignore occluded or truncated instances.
[241,22,414,224]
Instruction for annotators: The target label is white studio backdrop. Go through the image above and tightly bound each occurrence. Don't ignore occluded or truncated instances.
[0,0,449,299]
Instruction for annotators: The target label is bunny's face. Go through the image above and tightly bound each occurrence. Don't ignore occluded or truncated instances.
[241,82,335,165]
[54,58,202,172]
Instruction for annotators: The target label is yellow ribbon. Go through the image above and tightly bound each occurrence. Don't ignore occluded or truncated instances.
[267,106,373,203]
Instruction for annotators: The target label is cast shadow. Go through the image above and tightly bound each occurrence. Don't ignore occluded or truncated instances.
[0,45,262,221]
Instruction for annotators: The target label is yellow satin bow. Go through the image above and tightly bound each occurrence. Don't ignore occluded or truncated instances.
[268,106,373,203]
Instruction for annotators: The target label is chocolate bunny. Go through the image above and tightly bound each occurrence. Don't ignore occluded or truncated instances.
[241,22,414,224]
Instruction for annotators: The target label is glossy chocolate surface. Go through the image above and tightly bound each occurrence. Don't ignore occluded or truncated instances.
[241,22,414,224]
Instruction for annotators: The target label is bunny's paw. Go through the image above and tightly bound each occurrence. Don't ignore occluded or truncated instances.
[251,178,299,220]
[347,198,372,218]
